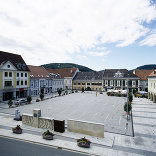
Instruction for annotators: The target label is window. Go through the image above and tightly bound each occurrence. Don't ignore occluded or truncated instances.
[25,81,27,85]
[17,81,19,86]
[78,83,80,85]
[105,80,108,86]
[132,81,136,86]
[21,81,23,85]
[5,72,8,77]
[21,73,23,77]
[87,83,90,85]
[25,73,27,77]
[5,81,12,86]
[9,72,12,77]
[117,80,120,86]
[82,83,85,85]
[17,73,19,77]
[74,83,76,85]
[110,80,113,86]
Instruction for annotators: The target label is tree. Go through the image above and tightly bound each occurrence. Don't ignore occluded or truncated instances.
[40,93,44,100]
[8,99,13,108]
[27,95,32,104]
[124,102,132,113]
[58,89,62,96]
[82,87,84,93]
[128,93,133,103]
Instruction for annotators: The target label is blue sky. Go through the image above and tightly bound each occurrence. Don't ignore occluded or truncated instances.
[0,0,156,71]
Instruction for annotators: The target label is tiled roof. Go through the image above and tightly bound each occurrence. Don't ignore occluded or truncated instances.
[134,69,154,80]
[46,67,78,78]
[28,65,50,78]
[148,70,156,77]
[73,71,103,81]
[0,51,29,71]
[103,69,139,78]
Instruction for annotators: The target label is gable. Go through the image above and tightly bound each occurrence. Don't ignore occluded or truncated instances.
[0,61,17,70]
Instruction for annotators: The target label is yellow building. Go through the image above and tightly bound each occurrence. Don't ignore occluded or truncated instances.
[0,51,30,101]
[148,70,156,102]
[72,72,103,91]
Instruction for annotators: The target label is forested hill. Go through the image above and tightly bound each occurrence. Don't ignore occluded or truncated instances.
[136,64,156,70]
[41,63,94,72]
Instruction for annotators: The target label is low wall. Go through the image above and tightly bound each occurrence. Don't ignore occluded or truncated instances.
[67,119,104,138]
[22,113,54,130]
[22,114,34,127]
[38,117,54,130]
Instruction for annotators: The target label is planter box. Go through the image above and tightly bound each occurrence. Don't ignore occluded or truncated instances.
[42,134,53,140]
[12,128,22,134]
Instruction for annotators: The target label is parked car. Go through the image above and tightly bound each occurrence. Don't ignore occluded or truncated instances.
[14,99,27,105]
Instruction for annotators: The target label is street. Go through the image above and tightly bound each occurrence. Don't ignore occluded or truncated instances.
[0,136,88,156]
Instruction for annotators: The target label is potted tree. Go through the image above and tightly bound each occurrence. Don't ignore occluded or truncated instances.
[128,94,133,104]
[40,93,44,101]
[12,125,22,134]
[27,95,32,104]
[8,99,13,108]
[58,89,62,96]
[77,137,91,148]
[42,130,54,140]
[124,102,132,115]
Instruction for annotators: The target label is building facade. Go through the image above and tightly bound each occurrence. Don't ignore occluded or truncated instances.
[0,51,30,101]
[28,65,64,96]
[103,69,140,92]
[133,69,154,92]
[46,67,79,90]
[148,70,156,102]
[72,71,103,91]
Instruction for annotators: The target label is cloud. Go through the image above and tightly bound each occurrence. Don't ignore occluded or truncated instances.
[88,51,110,57]
[77,54,87,59]
[140,30,156,46]
[0,0,155,65]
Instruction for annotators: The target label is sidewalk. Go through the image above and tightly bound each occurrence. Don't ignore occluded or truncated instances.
[0,97,156,156]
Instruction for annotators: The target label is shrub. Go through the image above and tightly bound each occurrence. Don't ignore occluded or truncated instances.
[27,95,32,103]
[43,130,54,136]
[124,102,132,112]
[128,94,133,102]
[36,99,40,102]
[58,89,62,96]
[82,87,84,93]
[110,93,115,96]
[40,93,44,100]
[8,99,13,107]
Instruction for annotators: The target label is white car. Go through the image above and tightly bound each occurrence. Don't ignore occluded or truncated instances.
[14,99,27,105]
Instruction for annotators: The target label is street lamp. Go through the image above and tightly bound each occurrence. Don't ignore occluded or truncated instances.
[126,75,129,121]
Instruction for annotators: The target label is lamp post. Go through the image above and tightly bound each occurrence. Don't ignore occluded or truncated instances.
[126,76,129,121]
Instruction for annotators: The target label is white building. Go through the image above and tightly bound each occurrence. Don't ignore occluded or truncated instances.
[148,70,156,102]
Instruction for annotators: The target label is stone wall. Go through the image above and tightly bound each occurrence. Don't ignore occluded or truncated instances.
[38,117,54,130]
[67,119,104,138]
[22,114,34,127]
[22,113,54,130]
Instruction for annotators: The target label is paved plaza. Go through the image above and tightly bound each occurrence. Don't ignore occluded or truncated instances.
[0,92,132,136]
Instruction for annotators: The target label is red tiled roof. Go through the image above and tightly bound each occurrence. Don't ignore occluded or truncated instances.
[46,67,78,78]
[148,70,156,77]
[28,65,50,78]
[134,69,155,80]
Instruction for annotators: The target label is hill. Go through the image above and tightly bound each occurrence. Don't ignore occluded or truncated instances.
[41,63,94,72]
[136,64,156,70]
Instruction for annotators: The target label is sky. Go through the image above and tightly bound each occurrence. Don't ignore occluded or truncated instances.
[0,0,156,71]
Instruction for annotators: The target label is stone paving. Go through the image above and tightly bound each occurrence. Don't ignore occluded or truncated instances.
[0,92,132,136]
[0,97,156,155]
